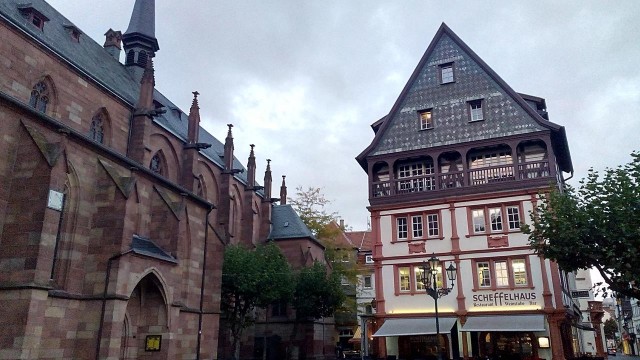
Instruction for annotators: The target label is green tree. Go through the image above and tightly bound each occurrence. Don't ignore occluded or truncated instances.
[221,242,294,359]
[523,151,640,300]
[604,318,618,342]
[292,261,346,319]
[288,186,338,238]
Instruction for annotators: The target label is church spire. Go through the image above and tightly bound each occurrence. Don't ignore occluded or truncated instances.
[122,0,160,81]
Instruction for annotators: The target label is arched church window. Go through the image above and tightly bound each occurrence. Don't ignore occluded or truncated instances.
[138,51,148,68]
[150,153,164,175]
[126,50,135,65]
[29,81,50,113]
[89,112,105,143]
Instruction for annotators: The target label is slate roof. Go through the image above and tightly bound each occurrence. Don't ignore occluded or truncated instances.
[124,0,155,38]
[357,23,572,173]
[0,0,252,186]
[131,234,178,263]
[268,204,316,241]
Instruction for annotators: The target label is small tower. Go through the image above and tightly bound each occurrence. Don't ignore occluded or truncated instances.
[122,0,159,82]
[280,175,287,205]
[259,159,273,241]
[103,28,122,61]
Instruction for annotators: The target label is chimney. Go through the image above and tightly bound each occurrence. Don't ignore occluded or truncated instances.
[280,175,287,205]
[340,219,344,229]
[103,29,122,61]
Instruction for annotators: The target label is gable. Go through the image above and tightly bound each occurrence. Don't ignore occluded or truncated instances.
[365,24,560,159]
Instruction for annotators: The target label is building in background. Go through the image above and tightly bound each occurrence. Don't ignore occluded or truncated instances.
[357,23,584,360]
[570,269,606,356]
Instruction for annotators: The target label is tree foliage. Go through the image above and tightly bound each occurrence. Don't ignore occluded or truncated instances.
[292,261,346,319]
[523,151,640,300]
[288,186,338,238]
[604,318,618,341]
[221,242,294,358]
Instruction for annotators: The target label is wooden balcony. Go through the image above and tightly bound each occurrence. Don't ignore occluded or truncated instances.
[371,160,551,201]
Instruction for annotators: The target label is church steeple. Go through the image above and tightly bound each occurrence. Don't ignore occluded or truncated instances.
[122,0,159,81]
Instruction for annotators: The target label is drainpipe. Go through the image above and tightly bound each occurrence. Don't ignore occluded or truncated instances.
[96,249,133,360]
[196,205,214,360]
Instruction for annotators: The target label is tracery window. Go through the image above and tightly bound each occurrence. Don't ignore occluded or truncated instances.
[29,81,50,113]
[150,153,163,175]
[89,113,105,143]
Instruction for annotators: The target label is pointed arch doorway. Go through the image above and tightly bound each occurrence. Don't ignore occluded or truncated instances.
[120,273,169,359]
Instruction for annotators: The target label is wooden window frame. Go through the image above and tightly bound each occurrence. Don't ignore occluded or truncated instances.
[394,264,444,296]
[419,109,434,130]
[471,256,534,291]
[393,211,443,242]
[438,62,456,84]
[466,202,525,237]
[468,99,485,122]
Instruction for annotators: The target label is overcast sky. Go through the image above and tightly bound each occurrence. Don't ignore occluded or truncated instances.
[48,0,640,231]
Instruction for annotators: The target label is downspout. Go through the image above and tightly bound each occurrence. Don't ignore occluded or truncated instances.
[96,249,134,360]
[196,205,214,360]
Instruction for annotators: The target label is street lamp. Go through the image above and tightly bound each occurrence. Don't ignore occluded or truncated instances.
[421,254,457,360]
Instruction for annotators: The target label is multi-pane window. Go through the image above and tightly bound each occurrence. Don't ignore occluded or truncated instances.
[150,153,164,175]
[440,63,454,84]
[29,81,50,113]
[90,113,105,143]
[396,213,440,240]
[507,206,521,230]
[477,262,491,287]
[469,99,484,121]
[474,258,529,289]
[364,275,372,289]
[419,110,433,130]
[489,207,503,232]
[397,217,408,239]
[495,260,509,287]
[471,204,522,234]
[512,259,527,285]
[427,214,439,237]
[415,266,425,291]
[472,209,485,233]
[365,254,374,264]
[397,162,435,193]
[399,267,411,292]
[412,215,423,238]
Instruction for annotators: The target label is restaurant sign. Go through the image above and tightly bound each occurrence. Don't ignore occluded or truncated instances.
[472,291,538,308]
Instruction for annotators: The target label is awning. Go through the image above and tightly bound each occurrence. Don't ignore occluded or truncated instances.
[573,323,596,331]
[373,318,457,337]
[348,327,361,343]
[461,315,546,332]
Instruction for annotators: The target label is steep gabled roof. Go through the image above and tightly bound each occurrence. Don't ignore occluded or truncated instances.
[356,23,572,173]
[0,0,255,187]
[344,230,374,252]
[269,205,324,249]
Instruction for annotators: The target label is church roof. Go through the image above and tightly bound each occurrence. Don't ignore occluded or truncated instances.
[356,23,572,173]
[0,0,251,186]
[269,205,317,242]
[124,0,156,38]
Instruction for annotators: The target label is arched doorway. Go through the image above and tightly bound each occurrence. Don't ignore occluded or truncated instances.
[120,273,169,359]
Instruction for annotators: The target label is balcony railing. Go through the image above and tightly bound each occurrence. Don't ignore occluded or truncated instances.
[372,160,550,198]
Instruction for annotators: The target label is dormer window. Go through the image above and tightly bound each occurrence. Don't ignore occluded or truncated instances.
[419,110,433,130]
[63,24,82,42]
[18,5,49,31]
[439,62,455,84]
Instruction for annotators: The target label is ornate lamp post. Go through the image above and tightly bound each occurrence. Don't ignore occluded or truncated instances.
[420,254,457,360]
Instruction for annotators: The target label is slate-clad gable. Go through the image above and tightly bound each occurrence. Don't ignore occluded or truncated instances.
[372,31,547,156]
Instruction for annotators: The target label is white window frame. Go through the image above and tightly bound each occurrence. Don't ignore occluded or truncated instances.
[365,254,374,264]
[419,110,433,130]
[469,99,484,121]
[412,215,423,239]
[397,217,408,239]
[440,63,454,84]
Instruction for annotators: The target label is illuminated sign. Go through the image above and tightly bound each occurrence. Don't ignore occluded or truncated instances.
[472,291,538,308]
[145,335,162,352]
